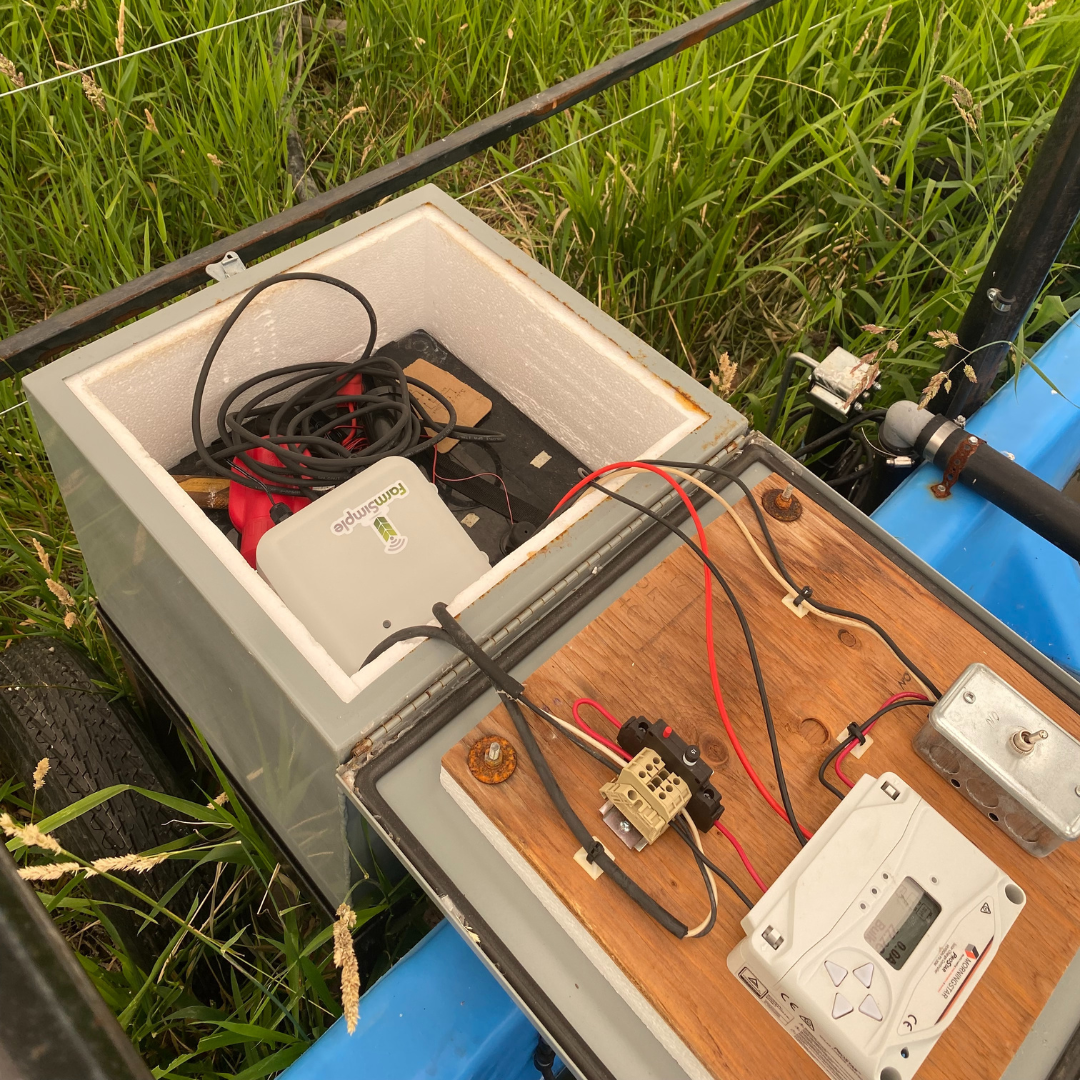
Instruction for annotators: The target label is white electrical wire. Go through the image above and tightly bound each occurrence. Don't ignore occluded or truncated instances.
[681,810,717,939]
[456,12,844,202]
[533,703,627,768]
[0,0,305,102]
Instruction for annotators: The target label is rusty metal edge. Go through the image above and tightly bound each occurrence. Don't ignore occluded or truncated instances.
[0,0,780,375]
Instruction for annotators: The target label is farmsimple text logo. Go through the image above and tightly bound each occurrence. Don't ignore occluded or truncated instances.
[331,482,409,553]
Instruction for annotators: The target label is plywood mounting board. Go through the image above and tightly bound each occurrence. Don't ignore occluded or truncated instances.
[442,473,1080,1080]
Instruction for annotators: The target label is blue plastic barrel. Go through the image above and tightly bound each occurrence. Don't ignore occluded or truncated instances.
[873,315,1080,676]
[280,920,547,1080]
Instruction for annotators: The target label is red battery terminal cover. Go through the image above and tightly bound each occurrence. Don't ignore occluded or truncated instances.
[229,447,310,568]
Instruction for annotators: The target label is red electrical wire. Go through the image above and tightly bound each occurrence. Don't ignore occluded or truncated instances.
[834,692,930,789]
[573,697,623,731]
[571,696,767,894]
[715,821,767,893]
[555,463,813,841]
[572,698,629,760]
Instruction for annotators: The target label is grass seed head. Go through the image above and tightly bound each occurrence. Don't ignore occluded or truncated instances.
[32,758,50,791]
[207,152,223,167]
[919,371,951,407]
[82,74,106,112]
[852,20,873,55]
[88,852,170,874]
[929,329,959,348]
[18,862,83,881]
[1024,0,1056,26]
[46,577,75,607]
[941,75,973,109]
[115,0,125,56]
[333,903,361,1034]
[0,54,25,88]
[709,351,736,397]
[1,813,63,854]
[31,538,51,574]
[873,6,893,52]
[144,108,158,134]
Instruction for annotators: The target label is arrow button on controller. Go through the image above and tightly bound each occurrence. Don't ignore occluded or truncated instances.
[859,995,883,1022]
[824,960,847,986]
[832,994,854,1019]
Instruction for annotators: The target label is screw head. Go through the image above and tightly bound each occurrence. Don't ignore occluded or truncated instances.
[963,690,976,704]
[618,820,632,833]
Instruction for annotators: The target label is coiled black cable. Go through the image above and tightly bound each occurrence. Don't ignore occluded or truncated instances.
[191,272,502,496]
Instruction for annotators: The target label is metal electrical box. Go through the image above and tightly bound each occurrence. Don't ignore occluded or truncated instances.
[915,663,1080,856]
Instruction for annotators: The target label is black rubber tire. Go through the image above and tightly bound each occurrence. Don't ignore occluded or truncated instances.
[0,638,202,967]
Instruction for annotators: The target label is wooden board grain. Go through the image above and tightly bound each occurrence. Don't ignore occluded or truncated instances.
[442,473,1080,1080]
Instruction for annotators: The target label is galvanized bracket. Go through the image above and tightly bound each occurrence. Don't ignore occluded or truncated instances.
[206,251,246,283]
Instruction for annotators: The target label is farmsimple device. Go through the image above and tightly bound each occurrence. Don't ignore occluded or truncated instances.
[19,186,1080,1080]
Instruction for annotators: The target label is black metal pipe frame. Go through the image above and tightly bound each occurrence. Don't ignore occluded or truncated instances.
[914,414,1080,562]
[935,61,1080,420]
[0,0,780,375]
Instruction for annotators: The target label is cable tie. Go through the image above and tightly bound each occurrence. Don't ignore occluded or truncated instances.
[584,839,606,864]
[792,585,813,608]
[846,722,867,746]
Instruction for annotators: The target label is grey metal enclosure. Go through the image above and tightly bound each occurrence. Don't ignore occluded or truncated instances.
[24,185,745,904]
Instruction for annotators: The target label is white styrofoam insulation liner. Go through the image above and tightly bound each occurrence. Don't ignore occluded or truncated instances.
[65,202,706,702]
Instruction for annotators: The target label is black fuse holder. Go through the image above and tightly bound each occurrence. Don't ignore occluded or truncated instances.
[616,716,725,831]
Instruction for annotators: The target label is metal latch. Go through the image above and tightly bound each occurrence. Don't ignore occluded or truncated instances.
[206,251,246,282]
[805,347,881,420]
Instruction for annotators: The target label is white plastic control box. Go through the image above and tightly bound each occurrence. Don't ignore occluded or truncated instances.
[727,772,1026,1080]
[256,457,492,674]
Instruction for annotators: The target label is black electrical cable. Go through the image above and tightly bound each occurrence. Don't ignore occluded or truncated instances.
[817,698,933,800]
[670,818,717,936]
[425,603,719,939]
[191,272,503,496]
[361,614,751,916]
[533,1038,569,1080]
[578,478,808,850]
[501,695,690,939]
[360,624,620,771]
[361,625,457,667]
[670,817,751,911]
[641,459,943,699]
[793,409,887,460]
[763,353,817,439]
[828,463,873,488]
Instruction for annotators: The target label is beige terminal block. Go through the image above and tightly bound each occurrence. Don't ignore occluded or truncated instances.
[600,748,691,845]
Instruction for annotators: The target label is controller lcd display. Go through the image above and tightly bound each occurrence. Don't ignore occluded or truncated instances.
[864,876,942,971]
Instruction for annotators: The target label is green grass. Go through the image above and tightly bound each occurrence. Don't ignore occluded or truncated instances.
[2,742,428,1078]
[3,0,1080,1074]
